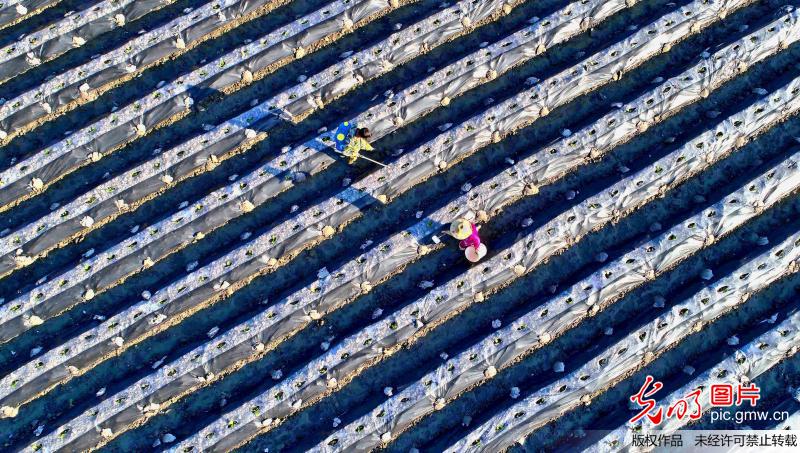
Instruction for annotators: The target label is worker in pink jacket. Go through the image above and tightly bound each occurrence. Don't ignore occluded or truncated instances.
[449,218,487,262]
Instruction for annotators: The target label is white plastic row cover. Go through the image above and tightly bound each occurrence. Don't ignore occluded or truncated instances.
[0,0,527,363]
[0,0,389,207]
[588,300,800,452]
[450,181,800,452]
[15,1,647,448]
[0,0,522,277]
[171,8,790,452]
[321,145,800,452]
[85,0,726,354]
[0,0,288,134]
[0,0,752,421]
[0,0,170,83]
[0,1,59,29]
[3,0,588,337]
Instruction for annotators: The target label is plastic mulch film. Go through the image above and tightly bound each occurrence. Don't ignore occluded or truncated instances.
[447,225,800,453]
[317,149,800,452]
[0,2,660,445]
[0,0,520,336]
[0,0,761,418]
[1,0,738,333]
[0,0,394,209]
[175,0,418,95]
[261,0,521,122]
[0,0,534,278]
[169,40,800,453]
[9,16,778,450]
[0,0,173,83]
[587,312,800,452]
[0,0,60,29]
[0,0,626,337]
[0,0,520,420]
[0,0,608,288]
[0,0,295,138]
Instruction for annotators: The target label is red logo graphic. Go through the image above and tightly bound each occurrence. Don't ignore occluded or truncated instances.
[710,384,734,407]
[629,376,760,425]
[630,375,664,424]
[736,382,760,407]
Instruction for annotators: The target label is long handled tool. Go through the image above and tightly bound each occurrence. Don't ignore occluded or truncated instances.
[334,149,388,167]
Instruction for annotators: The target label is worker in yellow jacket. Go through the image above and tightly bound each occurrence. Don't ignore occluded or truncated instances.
[343,128,374,164]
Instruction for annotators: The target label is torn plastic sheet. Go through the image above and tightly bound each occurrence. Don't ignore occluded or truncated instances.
[318,149,800,452]
[586,308,800,452]
[448,225,800,453]
[0,0,393,209]
[0,0,531,278]
[0,0,623,337]
[0,0,763,414]
[0,0,171,83]
[0,0,293,136]
[169,34,800,453]
[0,0,59,29]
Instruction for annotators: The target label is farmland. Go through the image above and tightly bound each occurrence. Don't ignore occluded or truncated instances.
[1,0,800,451]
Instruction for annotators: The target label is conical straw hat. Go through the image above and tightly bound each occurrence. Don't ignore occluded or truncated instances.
[450,218,472,240]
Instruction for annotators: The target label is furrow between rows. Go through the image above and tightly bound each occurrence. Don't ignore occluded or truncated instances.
[0,0,536,278]
[587,308,800,452]
[0,0,795,452]
[169,27,798,452]
[0,0,731,416]
[447,214,800,452]
[0,0,300,140]
[9,5,751,443]
[0,0,61,31]
[318,139,800,452]
[0,0,176,84]
[0,0,413,210]
[0,0,524,342]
